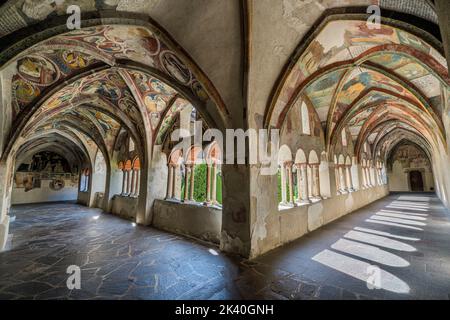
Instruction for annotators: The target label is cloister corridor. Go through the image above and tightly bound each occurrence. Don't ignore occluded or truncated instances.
[0,192,449,300]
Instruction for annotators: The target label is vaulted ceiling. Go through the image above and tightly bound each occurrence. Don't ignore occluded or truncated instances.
[0,18,226,169]
[0,1,448,171]
[266,18,449,164]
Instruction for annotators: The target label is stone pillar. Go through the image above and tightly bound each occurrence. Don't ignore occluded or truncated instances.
[189,165,195,201]
[345,165,354,192]
[335,166,341,193]
[174,165,182,200]
[300,164,310,203]
[205,164,212,204]
[286,161,294,204]
[166,165,173,199]
[183,165,189,202]
[123,170,129,195]
[295,164,302,203]
[364,167,369,188]
[339,165,347,193]
[130,169,136,196]
[211,164,217,203]
[312,164,321,198]
[121,170,126,195]
[307,165,313,199]
[280,164,287,204]
[220,163,251,258]
[135,169,141,196]
[0,159,13,251]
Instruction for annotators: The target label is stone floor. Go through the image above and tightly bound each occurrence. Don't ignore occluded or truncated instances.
[1,193,450,300]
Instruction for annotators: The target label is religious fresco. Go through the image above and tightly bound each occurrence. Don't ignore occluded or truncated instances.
[14,150,78,192]
[390,144,431,170]
[127,69,178,130]
[25,25,210,103]
[156,98,193,145]
[17,151,72,173]
[269,19,448,133]
[23,69,140,144]
[304,69,345,122]
[11,49,98,119]
[346,106,378,139]
[65,107,122,152]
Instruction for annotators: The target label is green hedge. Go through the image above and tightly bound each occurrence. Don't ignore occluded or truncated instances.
[181,164,222,204]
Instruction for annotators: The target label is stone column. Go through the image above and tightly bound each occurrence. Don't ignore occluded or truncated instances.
[335,166,341,193]
[211,164,217,203]
[286,162,294,204]
[166,165,173,199]
[300,164,310,203]
[174,165,182,200]
[345,165,354,192]
[189,165,195,201]
[121,170,126,195]
[135,169,141,196]
[295,164,302,203]
[130,169,136,196]
[313,164,321,198]
[183,165,189,202]
[339,165,347,193]
[0,160,14,251]
[280,164,287,204]
[307,165,313,199]
[363,167,368,188]
[122,171,127,195]
[205,164,212,204]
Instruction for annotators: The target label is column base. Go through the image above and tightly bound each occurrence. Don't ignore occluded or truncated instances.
[280,201,296,207]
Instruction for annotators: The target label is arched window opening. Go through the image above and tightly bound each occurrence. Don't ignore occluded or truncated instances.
[181,146,204,203]
[301,102,311,135]
[278,145,294,209]
[121,160,133,196]
[293,149,309,205]
[167,149,183,201]
[166,143,222,206]
[128,158,141,197]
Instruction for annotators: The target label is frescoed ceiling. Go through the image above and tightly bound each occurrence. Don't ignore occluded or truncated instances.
[0,18,225,166]
[267,18,449,164]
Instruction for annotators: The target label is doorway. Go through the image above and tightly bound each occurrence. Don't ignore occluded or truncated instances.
[409,171,424,192]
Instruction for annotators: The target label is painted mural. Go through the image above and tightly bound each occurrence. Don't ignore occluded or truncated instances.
[269,19,448,137]
[156,98,193,145]
[304,69,345,122]
[23,69,139,141]
[11,49,98,118]
[15,151,78,192]
[127,69,178,130]
[34,25,210,103]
